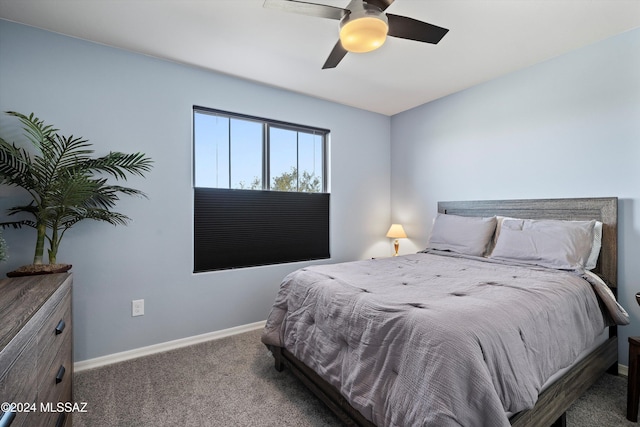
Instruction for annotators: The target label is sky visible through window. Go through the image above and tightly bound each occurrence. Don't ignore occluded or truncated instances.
[194,111,324,191]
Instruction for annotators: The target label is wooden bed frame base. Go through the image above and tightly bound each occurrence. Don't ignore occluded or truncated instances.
[270,336,617,427]
[267,197,619,426]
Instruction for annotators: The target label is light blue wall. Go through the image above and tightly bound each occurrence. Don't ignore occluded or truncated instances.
[0,20,392,361]
[391,28,640,365]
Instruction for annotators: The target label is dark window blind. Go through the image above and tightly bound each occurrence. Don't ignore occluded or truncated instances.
[194,188,330,272]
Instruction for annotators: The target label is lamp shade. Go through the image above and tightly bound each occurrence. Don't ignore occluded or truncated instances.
[339,16,388,53]
[386,224,407,239]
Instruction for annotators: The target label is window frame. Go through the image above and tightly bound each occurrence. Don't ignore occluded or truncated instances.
[193,105,329,193]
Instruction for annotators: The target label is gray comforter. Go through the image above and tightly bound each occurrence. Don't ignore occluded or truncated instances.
[261,253,609,426]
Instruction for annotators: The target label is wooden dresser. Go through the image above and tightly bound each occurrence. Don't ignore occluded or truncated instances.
[0,273,73,427]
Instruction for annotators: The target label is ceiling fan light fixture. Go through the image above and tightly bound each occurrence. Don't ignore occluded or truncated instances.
[339,6,388,53]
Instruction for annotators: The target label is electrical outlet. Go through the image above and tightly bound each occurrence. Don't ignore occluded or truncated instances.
[132,299,144,317]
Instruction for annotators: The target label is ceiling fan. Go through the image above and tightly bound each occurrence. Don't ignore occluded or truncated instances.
[263,0,449,69]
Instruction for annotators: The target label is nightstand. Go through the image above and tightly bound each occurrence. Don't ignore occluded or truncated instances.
[628,336,640,421]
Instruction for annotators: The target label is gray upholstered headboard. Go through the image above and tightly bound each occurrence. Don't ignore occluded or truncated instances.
[437,197,618,288]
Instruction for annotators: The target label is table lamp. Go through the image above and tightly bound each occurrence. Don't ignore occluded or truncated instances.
[386,224,407,256]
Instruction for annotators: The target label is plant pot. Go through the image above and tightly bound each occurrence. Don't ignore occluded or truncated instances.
[6,264,72,277]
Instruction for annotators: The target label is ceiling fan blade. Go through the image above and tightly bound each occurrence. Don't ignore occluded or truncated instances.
[364,0,395,12]
[322,41,348,69]
[386,14,449,44]
[263,0,347,20]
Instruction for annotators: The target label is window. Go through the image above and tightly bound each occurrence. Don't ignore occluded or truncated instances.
[194,108,326,192]
[193,106,330,272]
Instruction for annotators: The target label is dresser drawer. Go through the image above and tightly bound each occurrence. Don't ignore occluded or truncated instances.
[0,333,38,427]
[34,330,72,427]
[38,331,72,406]
[37,292,71,383]
[37,378,72,427]
[37,281,71,358]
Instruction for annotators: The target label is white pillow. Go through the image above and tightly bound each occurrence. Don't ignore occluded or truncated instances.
[427,214,497,257]
[585,221,602,270]
[489,218,596,270]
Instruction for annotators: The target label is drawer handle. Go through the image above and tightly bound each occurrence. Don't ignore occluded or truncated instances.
[55,319,66,335]
[55,412,66,427]
[56,365,66,384]
[0,405,16,427]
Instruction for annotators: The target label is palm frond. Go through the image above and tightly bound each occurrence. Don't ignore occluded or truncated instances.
[0,219,38,229]
[46,176,142,229]
[33,134,94,189]
[6,202,38,216]
[0,138,38,189]
[6,111,58,148]
[93,183,148,199]
[61,209,131,229]
[84,151,153,180]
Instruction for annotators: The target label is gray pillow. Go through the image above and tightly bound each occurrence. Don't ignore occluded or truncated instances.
[490,218,596,270]
[427,214,497,257]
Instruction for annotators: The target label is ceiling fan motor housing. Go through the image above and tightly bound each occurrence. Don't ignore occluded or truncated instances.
[339,3,389,53]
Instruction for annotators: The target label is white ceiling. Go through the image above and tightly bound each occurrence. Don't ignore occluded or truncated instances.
[1,0,639,116]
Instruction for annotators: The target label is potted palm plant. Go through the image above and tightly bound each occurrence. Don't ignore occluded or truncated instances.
[0,111,153,276]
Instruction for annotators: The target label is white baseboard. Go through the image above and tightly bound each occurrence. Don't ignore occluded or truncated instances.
[74,320,266,372]
[620,363,628,377]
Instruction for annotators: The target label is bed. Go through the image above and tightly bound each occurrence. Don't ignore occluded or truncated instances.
[261,197,626,426]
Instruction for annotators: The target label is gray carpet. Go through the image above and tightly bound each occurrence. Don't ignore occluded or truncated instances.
[73,329,635,426]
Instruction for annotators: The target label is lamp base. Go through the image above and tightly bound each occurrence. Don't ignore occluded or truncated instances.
[393,239,399,256]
